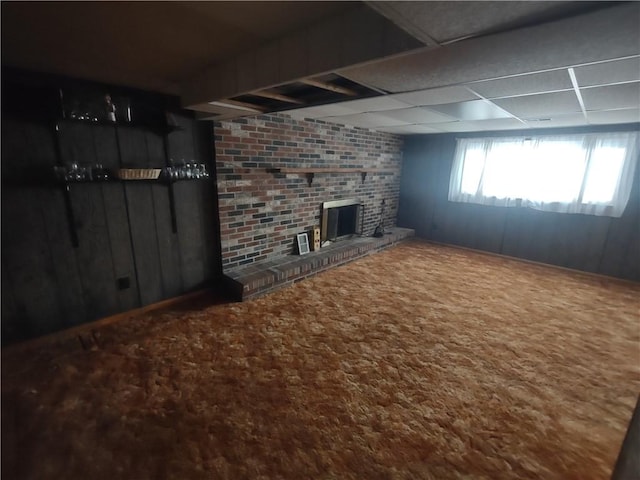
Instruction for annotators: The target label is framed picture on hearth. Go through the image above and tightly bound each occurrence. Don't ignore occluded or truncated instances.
[297,233,310,255]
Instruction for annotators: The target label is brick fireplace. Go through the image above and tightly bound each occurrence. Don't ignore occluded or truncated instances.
[214,113,404,271]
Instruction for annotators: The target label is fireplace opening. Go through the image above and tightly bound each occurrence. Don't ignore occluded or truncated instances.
[321,199,362,242]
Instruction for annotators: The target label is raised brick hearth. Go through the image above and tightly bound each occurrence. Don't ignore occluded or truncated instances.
[224,227,414,300]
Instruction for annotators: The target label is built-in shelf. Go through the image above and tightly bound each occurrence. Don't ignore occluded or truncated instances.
[2,78,197,248]
[1,177,206,189]
[2,165,210,249]
[59,117,183,134]
[266,167,393,186]
[2,168,209,188]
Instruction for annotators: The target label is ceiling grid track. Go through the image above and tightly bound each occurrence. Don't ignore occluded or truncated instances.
[568,67,590,123]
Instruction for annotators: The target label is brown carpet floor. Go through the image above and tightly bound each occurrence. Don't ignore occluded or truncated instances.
[2,240,639,480]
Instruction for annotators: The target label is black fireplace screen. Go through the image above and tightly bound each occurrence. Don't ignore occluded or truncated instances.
[322,200,362,242]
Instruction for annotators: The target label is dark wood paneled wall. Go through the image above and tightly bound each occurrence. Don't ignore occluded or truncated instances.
[1,73,222,345]
[398,125,640,282]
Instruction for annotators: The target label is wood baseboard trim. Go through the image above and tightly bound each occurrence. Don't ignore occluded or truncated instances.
[420,239,639,287]
[2,287,214,356]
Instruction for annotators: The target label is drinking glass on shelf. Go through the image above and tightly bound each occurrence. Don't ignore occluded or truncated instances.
[67,162,79,181]
[53,166,66,182]
[94,164,105,181]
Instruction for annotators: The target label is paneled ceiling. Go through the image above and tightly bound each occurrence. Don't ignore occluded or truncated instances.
[289,58,640,133]
[2,1,639,135]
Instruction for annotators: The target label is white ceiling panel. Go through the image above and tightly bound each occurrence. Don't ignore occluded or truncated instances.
[467,69,573,99]
[573,57,640,88]
[285,103,367,119]
[432,118,528,133]
[586,108,640,125]
[360,113,413,127]
[428,100,513,121]
[391,86,480,106]
[524,113,588,128]
[492,91,582,118]
[470,118,528,131]
[424,122,470,133]
[580,82,640,112]
[377,107,455,124]
[376,124,443,134]
[319,113,409,128]
[316,115,365,128]
[334,96,413,113]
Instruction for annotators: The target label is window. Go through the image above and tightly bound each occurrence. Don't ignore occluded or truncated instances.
[448,131,639,217]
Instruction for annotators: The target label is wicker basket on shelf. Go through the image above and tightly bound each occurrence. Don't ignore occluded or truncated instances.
[116,168,162,180]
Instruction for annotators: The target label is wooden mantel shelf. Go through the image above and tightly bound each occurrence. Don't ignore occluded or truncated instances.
[266,167,392,186]
[266,167,390,174]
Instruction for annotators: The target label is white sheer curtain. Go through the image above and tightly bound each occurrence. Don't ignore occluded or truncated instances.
[448,131,639,217]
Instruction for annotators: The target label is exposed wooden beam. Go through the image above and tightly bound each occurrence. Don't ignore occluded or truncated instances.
[299,78,358,96]
[251,89,305,105]
[214,99,267,113]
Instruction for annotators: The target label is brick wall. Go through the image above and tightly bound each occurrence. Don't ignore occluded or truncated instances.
[214,113,403,271]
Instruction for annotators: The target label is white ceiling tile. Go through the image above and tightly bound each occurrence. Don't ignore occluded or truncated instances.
[335,96,413,113]
[319,115,369,128]
[587,108,640,125]
[376,107,456,124]
[581,82,640,111]
[428,100,513,121]
[315,103,367,117]
[574,57,640,87]
[472,118,528,131]
[467,69,573,99]
[391,86,480,106]
[492,91,582,118]
[430,121,482,133]
[524,113,588,128]
[376,124,442,134]
[360,113,412,127]
[286,103,364,118]
[431,119,527,133]
[318,113,408,129]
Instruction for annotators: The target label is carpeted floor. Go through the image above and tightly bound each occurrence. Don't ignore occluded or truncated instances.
[2,240,639,480]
